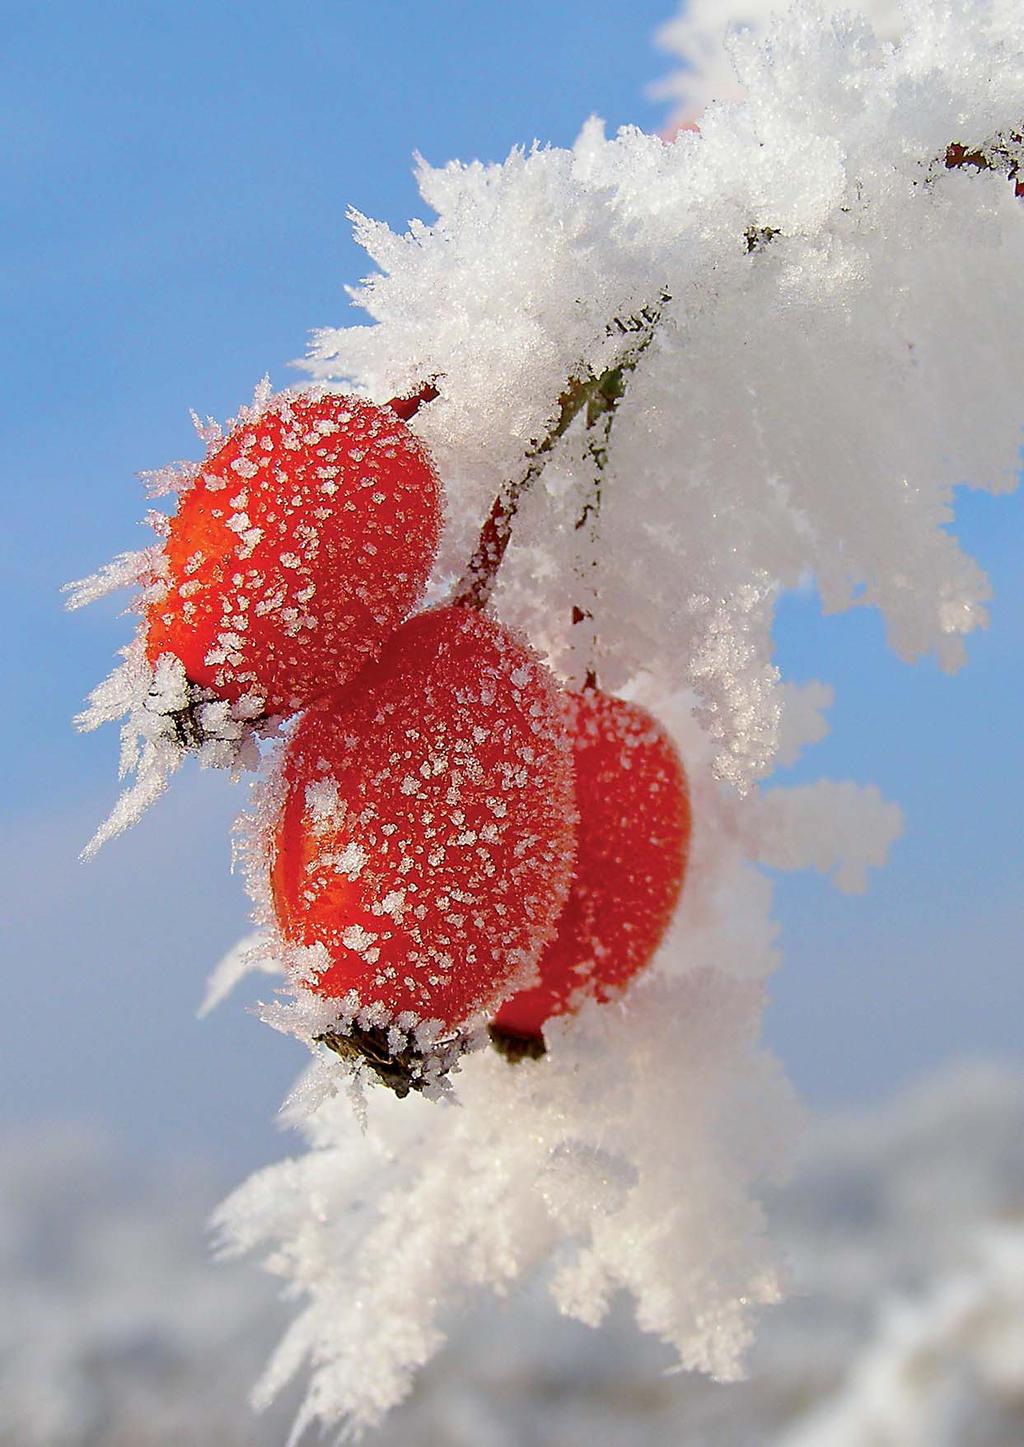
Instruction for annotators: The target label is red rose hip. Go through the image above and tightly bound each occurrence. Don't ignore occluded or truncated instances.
[145,388,442,718]
[491,689,691,1045]
[269,606,577,1053]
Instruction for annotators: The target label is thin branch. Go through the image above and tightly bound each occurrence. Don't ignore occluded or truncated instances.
[570,380,621,691]
[453,124,1023,615]
[453,300,667,610]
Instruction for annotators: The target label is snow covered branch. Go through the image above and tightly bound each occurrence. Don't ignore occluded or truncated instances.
[65,0,1022,1439]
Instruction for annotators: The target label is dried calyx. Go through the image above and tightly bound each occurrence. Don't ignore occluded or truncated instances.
[316,1022,465,1099]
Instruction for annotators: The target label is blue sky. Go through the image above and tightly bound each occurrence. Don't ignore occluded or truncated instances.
[2,0,1021,1167]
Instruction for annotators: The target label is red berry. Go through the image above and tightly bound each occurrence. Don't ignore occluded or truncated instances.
[269,605,576,1031]
[491,690,691,1042]
[145,389,442,717]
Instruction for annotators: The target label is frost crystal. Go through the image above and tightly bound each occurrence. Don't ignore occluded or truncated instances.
[215,970,800,1441]
[70,635,272,859]
[654,0,904,128]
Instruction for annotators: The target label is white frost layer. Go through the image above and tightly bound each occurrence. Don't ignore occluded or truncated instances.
[206,3,1016,1439]
[214,972,799,1442]
[306,0,1023,788]
[745,780,903,893]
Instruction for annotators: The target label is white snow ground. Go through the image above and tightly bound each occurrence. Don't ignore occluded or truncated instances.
[4,1061,1022,1446]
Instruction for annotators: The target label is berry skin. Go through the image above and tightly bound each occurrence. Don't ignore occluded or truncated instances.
[491,690,691,1043]
[270,605,577,1030]
[145,389,442,718]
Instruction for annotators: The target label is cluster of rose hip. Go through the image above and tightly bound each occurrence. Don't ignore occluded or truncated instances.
[97,379,692,1093]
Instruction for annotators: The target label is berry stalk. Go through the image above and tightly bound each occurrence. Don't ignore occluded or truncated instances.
[453,300,667,611]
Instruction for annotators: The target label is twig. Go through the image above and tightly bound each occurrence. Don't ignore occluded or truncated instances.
[453,300,667,611]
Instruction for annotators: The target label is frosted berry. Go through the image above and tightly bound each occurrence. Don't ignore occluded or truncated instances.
[270,605,577,1049]
[145,389,442,718]
[491,690,691,1045]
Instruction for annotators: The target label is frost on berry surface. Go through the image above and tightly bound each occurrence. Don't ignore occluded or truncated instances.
[145,387,441,715]
[242,606,576,1065]
[67,381,441,854]
[307,0,1023,791]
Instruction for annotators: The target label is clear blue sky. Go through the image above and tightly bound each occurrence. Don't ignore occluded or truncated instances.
[2,1,1021,1167]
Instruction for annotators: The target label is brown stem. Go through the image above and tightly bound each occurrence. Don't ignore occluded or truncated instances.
[570,385,619,690]
[450,385,581,611]
[453,302,665,611]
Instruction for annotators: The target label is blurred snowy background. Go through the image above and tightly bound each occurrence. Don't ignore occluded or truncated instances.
[5,1065,1023,1444]
[1,1,1021,1442]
